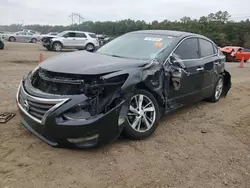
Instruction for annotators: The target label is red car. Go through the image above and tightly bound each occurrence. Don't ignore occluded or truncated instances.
[220,46,250,62]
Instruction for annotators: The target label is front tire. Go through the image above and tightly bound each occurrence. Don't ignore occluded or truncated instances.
[207,75,224,103]
[122,89,160,140]
[52,42,62,52]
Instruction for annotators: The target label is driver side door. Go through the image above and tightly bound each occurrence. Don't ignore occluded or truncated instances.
[167,37,205,105]
[62,32,76,47]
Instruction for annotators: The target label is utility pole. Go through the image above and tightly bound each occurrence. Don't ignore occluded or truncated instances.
[68,13,84,28]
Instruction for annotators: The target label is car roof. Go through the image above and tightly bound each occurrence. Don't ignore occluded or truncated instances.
[130,30,195,37]
[129,30,215,44]
[64,30,96,34]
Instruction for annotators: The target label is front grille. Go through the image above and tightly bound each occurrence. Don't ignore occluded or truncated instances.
[18,84,68,123]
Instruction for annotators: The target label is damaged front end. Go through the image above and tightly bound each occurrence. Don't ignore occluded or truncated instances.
[17,67,135,148]
[31,68,128,118]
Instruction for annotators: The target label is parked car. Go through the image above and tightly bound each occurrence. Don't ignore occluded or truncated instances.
[16,30,231,149]
[235,48,250,62]
[6,31,41,43]
[41,32,58,38]
[42,30,99,52]
[21,29,41,35]
[220,46,250,62]
[0,38,4,50]
[0,31,6,40]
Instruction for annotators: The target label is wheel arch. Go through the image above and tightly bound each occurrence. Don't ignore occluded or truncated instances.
[135,82,165,112]
[51,40,63,48]
[86,42,94,47]
[220,70,231,97]
[9,36,16,41]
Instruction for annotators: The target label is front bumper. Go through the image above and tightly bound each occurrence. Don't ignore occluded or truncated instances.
[42,42,51,49]
[16,81,126,148]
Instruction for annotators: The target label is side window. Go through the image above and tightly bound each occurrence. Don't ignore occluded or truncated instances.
[199,39,215,57]
[213,45,218,54]
[75,33,87,38]
[64,32,76,37]
[173,38,199,60]
[88,34,97,38]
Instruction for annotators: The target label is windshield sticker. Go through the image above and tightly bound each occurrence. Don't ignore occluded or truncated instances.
[144,37,162,42]
[154,42,163,47]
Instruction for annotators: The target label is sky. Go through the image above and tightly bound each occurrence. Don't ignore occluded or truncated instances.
[1,0,250,25]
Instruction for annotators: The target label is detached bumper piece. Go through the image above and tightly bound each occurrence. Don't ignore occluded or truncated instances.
[0,112,15,123]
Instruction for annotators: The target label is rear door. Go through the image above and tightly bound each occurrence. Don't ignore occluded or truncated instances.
[75,32,88,47]
[168,37,204,104]
[198,38,220,98]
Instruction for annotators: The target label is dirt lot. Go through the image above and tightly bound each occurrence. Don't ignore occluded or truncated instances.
[0,42,249,188]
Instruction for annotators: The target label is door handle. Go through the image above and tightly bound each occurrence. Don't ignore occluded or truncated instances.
[196,67,204,71]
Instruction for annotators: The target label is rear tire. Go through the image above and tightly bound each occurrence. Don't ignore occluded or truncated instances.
[9,36,16,42]
[122,89,160,140]
[0,41,4,50]
[31,38,37,43]
[206,75,224,103]
[85,43,95,52]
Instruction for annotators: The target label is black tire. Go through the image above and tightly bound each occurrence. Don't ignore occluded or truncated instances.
[206,75,224,103]
[122,89,160,140]
[9,36,16,42]
[31,38,37,43]
[0,41,4,50]
[85,43,95,52]
[52,42,62,52]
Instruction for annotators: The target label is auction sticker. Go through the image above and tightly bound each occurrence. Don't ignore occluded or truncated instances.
[144,37,162,42]
[154,42,163,47]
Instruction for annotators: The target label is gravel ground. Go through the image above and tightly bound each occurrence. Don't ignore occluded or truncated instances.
[0,42,249,188]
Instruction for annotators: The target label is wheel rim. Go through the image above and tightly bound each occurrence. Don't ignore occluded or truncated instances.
[86,44,94,51]
[54,43,61,51]
[32,39,37,43]
[10,37,15,42]
[215,78,223,100]
[127,94,156,133]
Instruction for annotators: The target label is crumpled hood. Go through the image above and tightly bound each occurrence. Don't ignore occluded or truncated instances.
[40,51,148,75]
[42,34,58,38]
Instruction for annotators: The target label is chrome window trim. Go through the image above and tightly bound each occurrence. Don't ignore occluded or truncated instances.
[16,82,69,124]
[163,36,218,65]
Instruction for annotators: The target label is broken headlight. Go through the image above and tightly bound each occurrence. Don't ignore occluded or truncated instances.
[63,101,91,120]
[31,66,40,74]
[62,74,129,120]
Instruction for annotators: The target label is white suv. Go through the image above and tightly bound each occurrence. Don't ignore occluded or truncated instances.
[42,31,100,52]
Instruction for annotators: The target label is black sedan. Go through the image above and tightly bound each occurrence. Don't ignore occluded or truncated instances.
[0,39,4,50]
[16,30,231,148]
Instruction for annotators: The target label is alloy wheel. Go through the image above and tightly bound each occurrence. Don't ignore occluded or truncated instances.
[86,44,94,51]
[215,78,223,100]
[54,43,62,51]
[127,94,156,133]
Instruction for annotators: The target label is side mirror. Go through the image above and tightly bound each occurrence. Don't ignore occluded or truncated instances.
[169,55,186,69]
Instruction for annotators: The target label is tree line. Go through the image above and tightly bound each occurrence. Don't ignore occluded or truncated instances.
[1,11,250,47]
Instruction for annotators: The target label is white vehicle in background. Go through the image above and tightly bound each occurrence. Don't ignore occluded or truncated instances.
[6,31,41,43]
[42,30,100,52]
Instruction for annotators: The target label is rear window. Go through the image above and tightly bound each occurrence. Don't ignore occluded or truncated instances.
[89,34,97,38]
